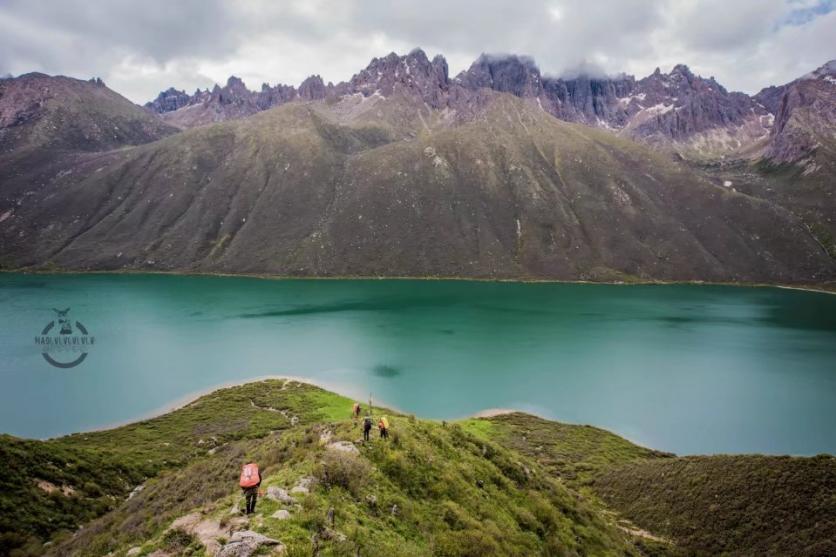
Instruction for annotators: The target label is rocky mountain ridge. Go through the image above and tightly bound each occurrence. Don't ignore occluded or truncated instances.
[144,49,821,161]
[760,60,836,166]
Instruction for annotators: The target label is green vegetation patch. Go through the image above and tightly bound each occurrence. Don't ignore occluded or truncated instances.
[594,454,836,556]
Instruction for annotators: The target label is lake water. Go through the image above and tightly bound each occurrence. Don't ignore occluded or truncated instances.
[1,273,834,455]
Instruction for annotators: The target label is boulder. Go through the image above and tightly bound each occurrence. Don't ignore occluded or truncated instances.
[265,486,294,504]
[271,509,291,520]
[167,512,244,556]
[326,441,359,455]
[217,530,283,557]
[290,476,314,495]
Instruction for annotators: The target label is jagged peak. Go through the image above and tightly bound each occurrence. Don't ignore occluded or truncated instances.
[300,74,324,85]
[671,63,693,76]
[803,59,836,80]
[225,75,247,89]
[406,47,429,61]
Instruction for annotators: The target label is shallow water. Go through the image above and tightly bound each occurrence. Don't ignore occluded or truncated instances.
[1,273,834,455]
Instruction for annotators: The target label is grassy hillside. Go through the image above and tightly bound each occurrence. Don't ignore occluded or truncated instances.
[0,381,350,556]
[2,381,834,556]
[470,412,836,556]
[0,380,640,557]
[462,413,672,487]
[594,455,836,556]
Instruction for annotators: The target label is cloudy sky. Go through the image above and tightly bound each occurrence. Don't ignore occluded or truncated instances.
[1,0,834,103]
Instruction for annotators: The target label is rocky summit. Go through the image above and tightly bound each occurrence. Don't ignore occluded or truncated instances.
[1,50,835,282]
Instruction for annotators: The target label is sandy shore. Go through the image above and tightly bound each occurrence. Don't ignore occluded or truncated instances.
[469,408,521,418]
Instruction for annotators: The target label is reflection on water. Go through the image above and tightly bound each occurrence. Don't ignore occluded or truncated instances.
[0,273,834,456]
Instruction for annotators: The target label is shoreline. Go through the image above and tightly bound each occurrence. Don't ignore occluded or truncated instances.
[2,267,835,295]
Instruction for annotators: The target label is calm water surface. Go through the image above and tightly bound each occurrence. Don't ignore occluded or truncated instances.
[1,273,834,455]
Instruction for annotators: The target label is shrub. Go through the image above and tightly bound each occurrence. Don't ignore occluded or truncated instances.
[161,528,200,553]
[315,451,371,497]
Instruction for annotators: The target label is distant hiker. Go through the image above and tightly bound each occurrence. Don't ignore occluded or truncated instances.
[363,416,373,441]
[378,416,390,440]
[239,462,261,515]
[352,402,361,421]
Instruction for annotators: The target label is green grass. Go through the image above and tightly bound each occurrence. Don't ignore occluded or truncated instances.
[594,455,836,556]
[0,380,353,556]
[473,412,836,556]
[2,381,834,557]
[23,383,637,557]
[463,413,672,487]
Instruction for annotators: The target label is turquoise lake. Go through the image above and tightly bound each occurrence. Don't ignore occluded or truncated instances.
[1,273,834,455]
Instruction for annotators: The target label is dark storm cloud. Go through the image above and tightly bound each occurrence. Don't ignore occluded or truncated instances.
[0,0,833,103]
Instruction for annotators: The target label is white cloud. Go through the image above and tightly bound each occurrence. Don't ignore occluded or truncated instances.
[0,0,833,103]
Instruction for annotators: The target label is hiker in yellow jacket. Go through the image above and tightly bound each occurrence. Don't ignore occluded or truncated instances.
[378,416,390,440]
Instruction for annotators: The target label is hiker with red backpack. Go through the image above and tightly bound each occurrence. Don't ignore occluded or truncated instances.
[240,462,261,515]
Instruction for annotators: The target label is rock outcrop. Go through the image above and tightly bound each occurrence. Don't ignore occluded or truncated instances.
[217,530,283,557]
[146,87,193,113]
[761,60,836,165]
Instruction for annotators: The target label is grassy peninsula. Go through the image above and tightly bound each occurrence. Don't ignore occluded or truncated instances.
[1,380,833,556]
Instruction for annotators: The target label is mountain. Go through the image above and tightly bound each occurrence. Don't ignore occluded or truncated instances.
[761,60,836,166]
[2,380,833,556]
[1,52,834,283]
[454,56,771,157]
[0,72,175,154]
[1,83,831,282]
[705,60,836,259]
[148,51,773,159]
[142,52,832,167]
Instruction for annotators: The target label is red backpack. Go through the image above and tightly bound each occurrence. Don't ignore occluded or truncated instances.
[239,463,260,488]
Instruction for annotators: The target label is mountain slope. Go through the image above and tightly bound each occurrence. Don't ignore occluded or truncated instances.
[471,412,836,556]
[703,61,836,258]
[0,380,641,557]
[762,60,836,166]
[594,455,836,556]
[1,89,832,282]
[0,73,175,154]
[0,72,179,209]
